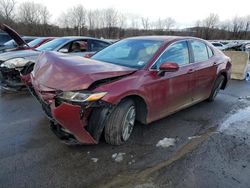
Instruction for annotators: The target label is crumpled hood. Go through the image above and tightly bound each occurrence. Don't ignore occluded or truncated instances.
[31,51,137,91]
[0,24,28,47]
[0,49,40,62]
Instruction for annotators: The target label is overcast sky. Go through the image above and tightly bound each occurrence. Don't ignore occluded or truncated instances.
[17,0,250,27]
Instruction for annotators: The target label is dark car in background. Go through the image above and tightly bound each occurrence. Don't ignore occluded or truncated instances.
[30,36,231,145]
[0,37,55,53]
[0,32,12,45]
[1,36,37,51]
[0,36,111,90]
[0,24,39,53]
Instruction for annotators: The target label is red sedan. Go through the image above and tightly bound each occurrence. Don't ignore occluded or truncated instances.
[30,36,231,145]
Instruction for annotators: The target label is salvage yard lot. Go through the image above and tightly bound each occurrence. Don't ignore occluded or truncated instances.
[0,79,250,187]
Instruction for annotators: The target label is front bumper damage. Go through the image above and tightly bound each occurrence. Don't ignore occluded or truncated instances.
[0,67,25,90]
[31,86,113,145]
[52,100,113,145]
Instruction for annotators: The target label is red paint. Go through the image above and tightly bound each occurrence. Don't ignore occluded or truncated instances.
[31,52,136,91]
[31,36,231,144]
[20,74,31,85]
[51,102,97,144]
[29,37,55,49]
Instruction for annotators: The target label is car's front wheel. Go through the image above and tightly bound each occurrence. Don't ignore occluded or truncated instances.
[104,99,136,145]
[208,75,224,102]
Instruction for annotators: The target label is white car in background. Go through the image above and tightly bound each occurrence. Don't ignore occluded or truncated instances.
[211,42,227,51]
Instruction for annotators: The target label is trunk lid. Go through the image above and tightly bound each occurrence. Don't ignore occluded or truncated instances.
[31,51,136,91]
[0,24,28,47]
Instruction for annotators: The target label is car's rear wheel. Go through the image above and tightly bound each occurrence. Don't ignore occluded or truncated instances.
[208,75,224,102]
[104,99,136,145]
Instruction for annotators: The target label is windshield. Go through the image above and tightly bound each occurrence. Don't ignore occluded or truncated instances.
[36,38,69,51]
[28,38,45,47]
[92,39,163,68]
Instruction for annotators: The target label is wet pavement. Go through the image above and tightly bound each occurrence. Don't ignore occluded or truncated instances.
[0,79,250,188]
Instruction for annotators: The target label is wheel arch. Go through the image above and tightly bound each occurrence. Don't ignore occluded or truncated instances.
[119,95,148,124]
[218,71,228,90]
[21,61,35,75]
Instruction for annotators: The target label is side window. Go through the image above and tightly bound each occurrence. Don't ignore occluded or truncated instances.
[90,40,110,52]
[58,42,71,53]
[153,41,189,69]
[69,40,88,52]
[207,46,214,58]
[191,41,209,62]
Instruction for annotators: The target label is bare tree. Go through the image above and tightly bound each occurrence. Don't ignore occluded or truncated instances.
[58,11,70,28]
[87,10,94,30]
[194,20,202,37]
[58,5,86,35]
[18,1,50,25]
[0,0,15,23]
[39,6,50,25]
[141,17,150,30]
[117,13,126,38]
[202,13,219,39]
[87,9,102,36]
[231,16,245,38]
[152,18,164,30]
[17,1,50,35]
[103,8,118,38]
[70,5,86,35]
[18,2,39,24]
[128,14,140,29]
[243,15,250,38]
[104,8,118,28]
[163,17,176,31]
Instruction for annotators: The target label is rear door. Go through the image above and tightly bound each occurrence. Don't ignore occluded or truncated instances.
[189,40,217,102]
[148,40,194,120]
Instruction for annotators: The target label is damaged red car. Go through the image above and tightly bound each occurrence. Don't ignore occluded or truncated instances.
[30,36,231,145]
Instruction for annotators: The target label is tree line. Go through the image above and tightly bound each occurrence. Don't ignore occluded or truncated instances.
[0,0,249,40]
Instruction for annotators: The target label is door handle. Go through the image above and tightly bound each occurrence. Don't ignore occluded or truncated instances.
[187,69,195,74]
[213,62,218,65]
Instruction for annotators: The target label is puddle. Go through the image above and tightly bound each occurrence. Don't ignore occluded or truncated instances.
[219,107,250,136]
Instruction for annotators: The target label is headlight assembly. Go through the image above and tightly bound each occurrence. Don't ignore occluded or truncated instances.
[57,91,107,103]
[0,58,29,69]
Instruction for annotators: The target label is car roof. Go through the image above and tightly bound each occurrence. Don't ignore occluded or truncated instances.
[125,35,202,43]
[56,36,112,44]
[61,36,109,40]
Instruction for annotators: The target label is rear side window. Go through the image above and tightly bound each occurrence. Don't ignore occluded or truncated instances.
[90,40,110,52]
[207,46,214,58]
[212,43,222,47]
[153,41,189,69]
[191,41,209,62]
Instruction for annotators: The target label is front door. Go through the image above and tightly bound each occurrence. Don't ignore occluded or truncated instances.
[146,40,194,121]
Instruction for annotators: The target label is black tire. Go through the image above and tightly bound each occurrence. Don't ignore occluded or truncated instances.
[207,75,224,102]
[104,99,136,145]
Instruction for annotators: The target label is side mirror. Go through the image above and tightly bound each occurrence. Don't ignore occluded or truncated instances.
[158,62,179,76]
